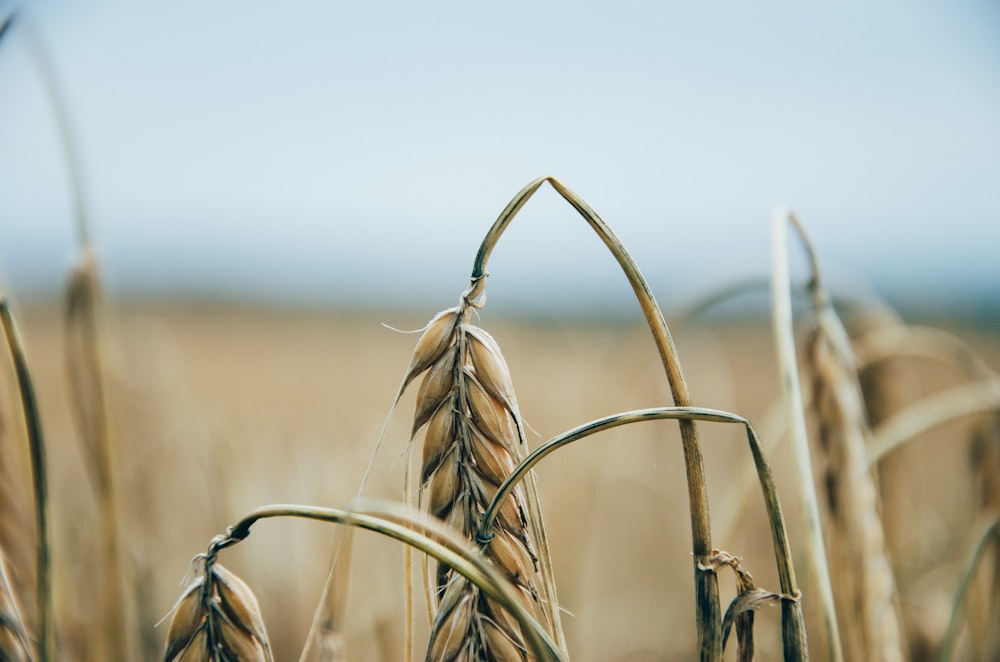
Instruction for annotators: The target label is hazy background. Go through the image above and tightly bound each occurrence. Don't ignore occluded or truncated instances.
[1,1,998,317]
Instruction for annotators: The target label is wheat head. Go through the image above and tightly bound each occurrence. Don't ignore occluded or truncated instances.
[163,559,272,662]
[808,326,906,661]
[402,305,551,661]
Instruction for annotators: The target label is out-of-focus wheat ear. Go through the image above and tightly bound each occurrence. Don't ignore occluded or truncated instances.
[0,556,31,662]
[64,250,134,661]
[163,558,272,662]
[810,323,907,662]
[784,211,905,661]
[0,299,53,662]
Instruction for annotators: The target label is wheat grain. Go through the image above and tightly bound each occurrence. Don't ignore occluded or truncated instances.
[163,558,273,662]
[403,303,548,660]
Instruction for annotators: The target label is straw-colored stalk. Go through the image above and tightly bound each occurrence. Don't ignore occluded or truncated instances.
[771,208,843,662]
[781,211,905,661]
[466,176,718,659]
[0,299,54,662]
[481,406,808,659]
[174,500,566,662]
[967,414,1000,657]
[400,304,556,660]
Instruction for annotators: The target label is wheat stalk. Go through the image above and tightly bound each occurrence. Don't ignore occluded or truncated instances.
[465,175,720,659]
[481,405,808,659]
[0,299,54,662]
[778,212,906,661]
[192,501,564,661]
[771,207,843,662]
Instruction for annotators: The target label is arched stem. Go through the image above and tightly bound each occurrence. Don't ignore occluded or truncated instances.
[478,406,807,660]
[467,176,719,659]
[215,503,565,662]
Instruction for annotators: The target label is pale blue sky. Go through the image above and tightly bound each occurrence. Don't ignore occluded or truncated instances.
[1,1,998,314]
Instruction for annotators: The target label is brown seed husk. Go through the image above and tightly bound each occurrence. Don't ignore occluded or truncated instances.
[163,562,272,662]
[402,311,548,660]
[401,308,459,394]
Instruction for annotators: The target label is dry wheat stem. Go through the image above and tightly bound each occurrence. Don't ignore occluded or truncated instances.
[936,517,999,662]
[216,502,564,661]
[0,299,53,662]
[469,175,719,659]
[480,405,808,658]
[771,207,843,662]
[868,379,1000,464]
[787,211,906,661]
[853,324,996,381]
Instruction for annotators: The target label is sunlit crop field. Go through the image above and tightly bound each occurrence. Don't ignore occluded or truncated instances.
[6,300,997,660]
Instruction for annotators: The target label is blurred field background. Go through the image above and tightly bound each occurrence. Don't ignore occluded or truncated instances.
[5,295,997,660]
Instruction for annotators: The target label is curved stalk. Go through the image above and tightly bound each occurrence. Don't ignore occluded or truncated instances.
[937,518,999,662]
[869,380,1000,464]
[479,406,807,659]
[466,176,720,660]
[216,503,565,662]
[0,300,54,662]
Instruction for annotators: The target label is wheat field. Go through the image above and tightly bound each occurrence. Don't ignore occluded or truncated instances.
[3,295,995,661]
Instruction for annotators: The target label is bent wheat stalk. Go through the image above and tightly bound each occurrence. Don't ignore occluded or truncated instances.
[480,406,807,660]
[467,175,720,659]
[191,502,564,661]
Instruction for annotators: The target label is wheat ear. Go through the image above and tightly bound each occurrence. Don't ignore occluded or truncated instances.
[164,550,273,662]
[780,212,906,661]
[401,302,551,660]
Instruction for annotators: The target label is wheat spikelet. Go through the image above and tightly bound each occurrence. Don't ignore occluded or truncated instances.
[808,324,906,661]
[163,559,273,662]
[402,305,550,660]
